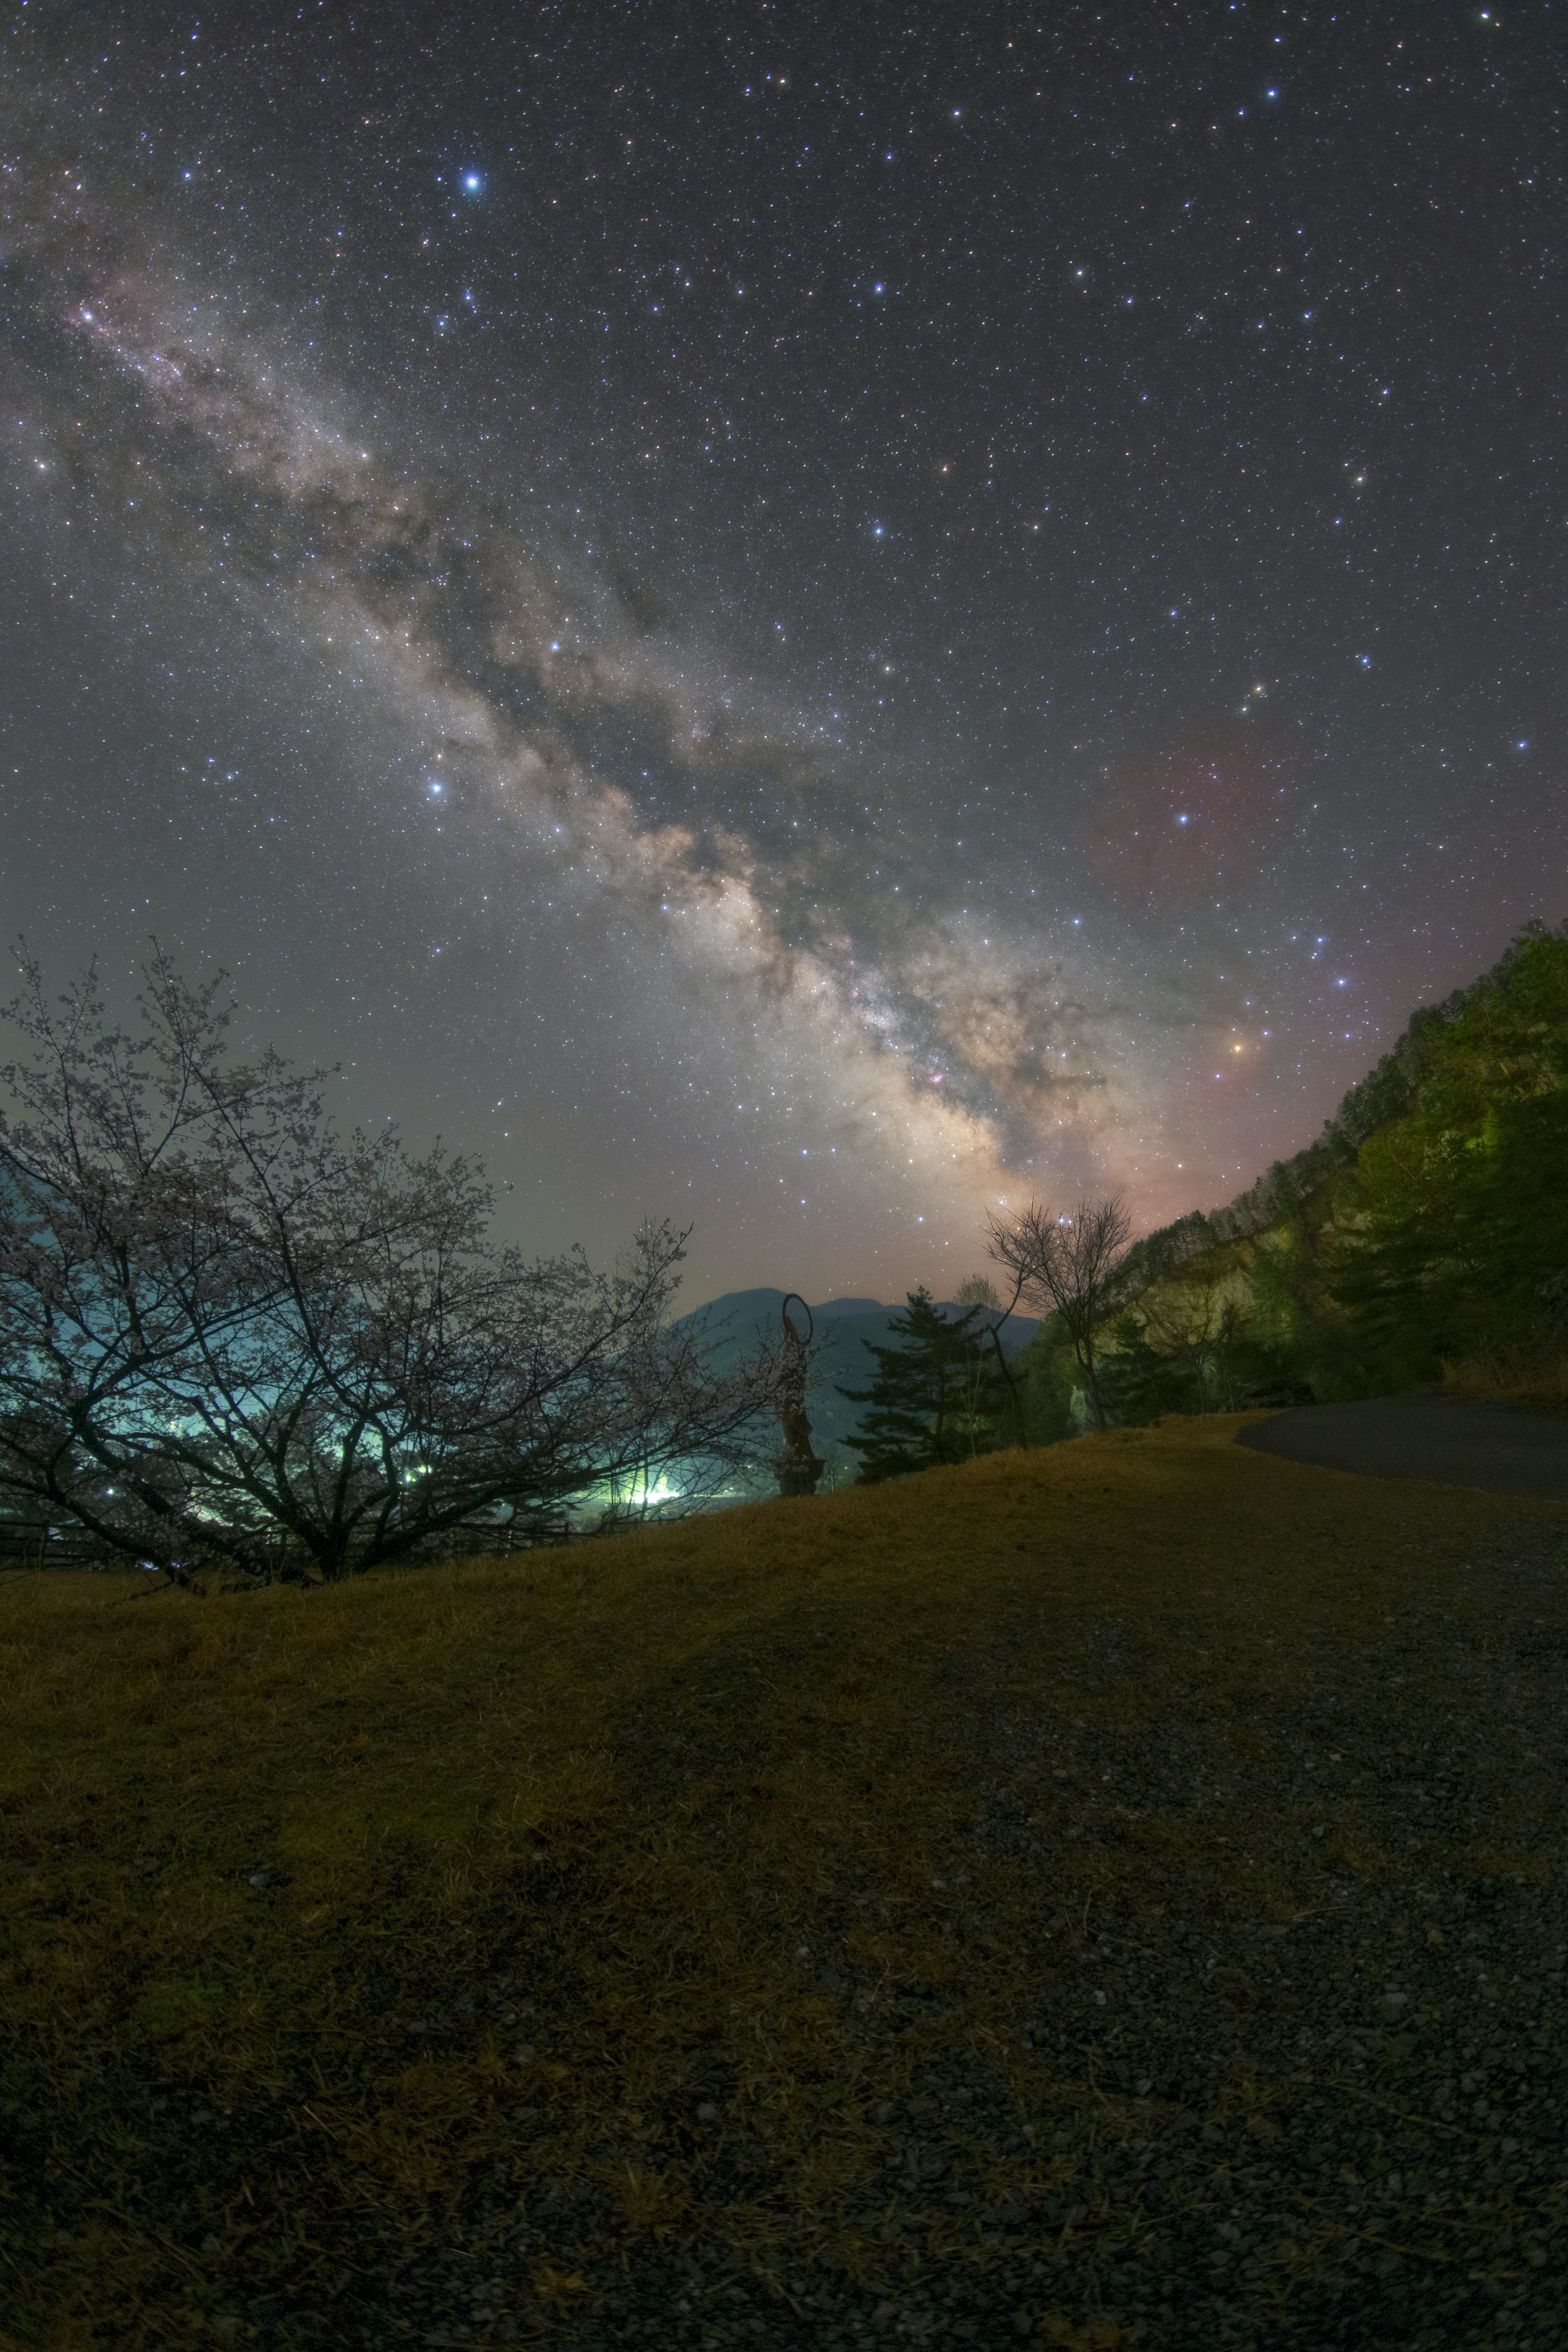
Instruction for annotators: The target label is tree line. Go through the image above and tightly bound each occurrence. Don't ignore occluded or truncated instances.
[5,921,1561,1551]
[836,920,1568,1476]
[836,1194,1134,1480]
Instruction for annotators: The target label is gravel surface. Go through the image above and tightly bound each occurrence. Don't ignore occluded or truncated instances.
[365,1500,1568,2350]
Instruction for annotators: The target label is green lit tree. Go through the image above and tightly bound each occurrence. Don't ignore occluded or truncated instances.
[1323,921,1568,1387]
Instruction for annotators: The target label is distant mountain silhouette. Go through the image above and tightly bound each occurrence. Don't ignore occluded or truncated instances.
[677,1288,1039,1466]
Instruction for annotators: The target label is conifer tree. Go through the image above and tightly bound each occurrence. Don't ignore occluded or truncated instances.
[837,1289,1002,1482]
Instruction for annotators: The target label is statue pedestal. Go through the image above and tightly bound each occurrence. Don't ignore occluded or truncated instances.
[773,1445,825,1499]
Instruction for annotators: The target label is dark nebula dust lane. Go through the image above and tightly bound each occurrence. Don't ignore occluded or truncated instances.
[2,6,1564,1296]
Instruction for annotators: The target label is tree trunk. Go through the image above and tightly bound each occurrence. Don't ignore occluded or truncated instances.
[984,1324,1029,1449]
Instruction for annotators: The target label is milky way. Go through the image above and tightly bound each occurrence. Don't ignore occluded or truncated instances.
[2,8,1563,1299]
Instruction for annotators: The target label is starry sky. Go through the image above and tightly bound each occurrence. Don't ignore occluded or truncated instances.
[2,3,1564,1303]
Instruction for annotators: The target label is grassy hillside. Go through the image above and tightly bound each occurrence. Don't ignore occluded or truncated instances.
[3,1423,1566,2348]
[1068,921,1568,1414]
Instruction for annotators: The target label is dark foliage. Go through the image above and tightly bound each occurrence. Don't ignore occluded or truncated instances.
[838,1288,1007,1481]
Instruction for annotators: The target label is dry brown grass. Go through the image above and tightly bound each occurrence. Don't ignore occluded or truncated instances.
[2,1417,1566,2348]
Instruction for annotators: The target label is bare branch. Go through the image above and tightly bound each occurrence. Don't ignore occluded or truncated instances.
[987,1192,1132,1429]
[0,948,784,1580]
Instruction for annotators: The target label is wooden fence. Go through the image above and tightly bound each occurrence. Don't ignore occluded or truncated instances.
[0,1526,118,1572]
[0,1514,575,1576]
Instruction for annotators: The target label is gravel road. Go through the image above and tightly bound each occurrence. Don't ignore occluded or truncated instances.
[1236,1396,1568,1500]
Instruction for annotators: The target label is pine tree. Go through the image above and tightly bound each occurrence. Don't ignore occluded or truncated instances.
[838,1289,1002,1482]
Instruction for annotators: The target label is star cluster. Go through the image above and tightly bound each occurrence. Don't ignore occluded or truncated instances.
[2,4,1563,1295]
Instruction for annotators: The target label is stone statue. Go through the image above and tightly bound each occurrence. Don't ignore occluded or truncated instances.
[773,1293,824,1498]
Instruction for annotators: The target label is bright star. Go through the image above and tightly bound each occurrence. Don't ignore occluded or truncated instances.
[463,174,481,192]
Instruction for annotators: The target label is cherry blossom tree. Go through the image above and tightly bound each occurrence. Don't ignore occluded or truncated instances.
[0,949,782,1583]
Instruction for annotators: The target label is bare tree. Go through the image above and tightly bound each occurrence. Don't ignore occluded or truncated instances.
[985,1194,1133,1430]
[1137,1268,1249,1413]
[0,949,783,1583]
[953,1272,1029,1450]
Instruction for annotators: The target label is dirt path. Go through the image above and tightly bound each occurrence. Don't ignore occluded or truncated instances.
[1236,1394,1568,1499]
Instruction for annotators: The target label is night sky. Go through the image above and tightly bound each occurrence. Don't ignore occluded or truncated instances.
[2,4,1564,1302]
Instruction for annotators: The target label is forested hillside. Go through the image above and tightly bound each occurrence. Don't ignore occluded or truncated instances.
[1056,919,1568,1413]
[693,924,1568,1477]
